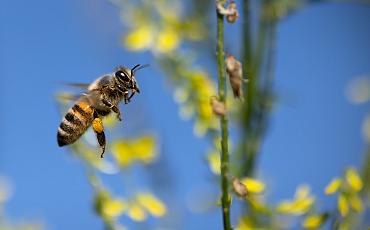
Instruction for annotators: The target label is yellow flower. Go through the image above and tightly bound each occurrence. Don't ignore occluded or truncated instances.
[112,141,134,167]
[112,136,157,167]
[156,27,180,53]
[94,190,126,220]
[247,196,269,213]
[174,88,190,104]
[276,185,315,215]
[302,214,327,229]
[345,168,363,192]
[127,203,147,222]
[133,136,157,163]
[292,197,315,214]
[240,178,265,194]
[124,25,154,51]
[338,194,349,217]
[180,20,206,41]
[136,193,167,217]
[325,178,342,194]
[348,194,363,212]
[235,216,255,230]
[207,151,221,175]
[296,185,310,199]
[102,198,127,218]
[199,100,213,120]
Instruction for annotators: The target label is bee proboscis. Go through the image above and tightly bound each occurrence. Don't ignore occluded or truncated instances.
[57,64,146,158]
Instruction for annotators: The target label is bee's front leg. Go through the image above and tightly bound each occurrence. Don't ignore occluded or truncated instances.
[124,91,130,104]
[111,106,122,121]
[102,98,122,121]
[92,111,106,158]
[128,91,136,101]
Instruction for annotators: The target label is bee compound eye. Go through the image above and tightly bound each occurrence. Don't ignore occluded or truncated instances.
[116,71,130,82]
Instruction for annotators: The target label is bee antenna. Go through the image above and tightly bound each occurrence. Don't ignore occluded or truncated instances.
[131,64,149,76]
[131,64,141,72]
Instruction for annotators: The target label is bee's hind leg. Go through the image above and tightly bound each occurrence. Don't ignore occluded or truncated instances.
[92,111,106,158]
[102,98,122,121]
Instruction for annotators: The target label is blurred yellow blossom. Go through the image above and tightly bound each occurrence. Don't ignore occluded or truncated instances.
[95,190,126,220]
[240,177,265,194]
[296,185,311,199]
[136,193,167,217]
[102,198,127,218]
[190,71,217,136]
[338,194,349,217]
[325,178,342,194]
[276,185,315,215]
[94,189,166,223]
[127,203,147,222]
[154,0,181,24]
[247,196,269,213]
[179,19,206,41]
[348,194,363,212]
[156,27,180,53]
[346,76,370,104]
[124,25,154,51]
[324,167,364,218]
[111,135,157,167]
[171,69,217,136]
[174,88,190,104]
[234,216,255,230]
[122,0,206,55]
[207,151,221,175]
[302,213,327,229]
[76,146,119,174]
[115,0,216,179]
[345,167,363,192]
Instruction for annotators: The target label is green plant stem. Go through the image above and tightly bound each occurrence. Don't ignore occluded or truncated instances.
[216,2,231,230]
[361,147,370,195]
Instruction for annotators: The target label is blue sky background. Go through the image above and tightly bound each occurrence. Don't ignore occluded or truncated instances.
[0,0,369,229]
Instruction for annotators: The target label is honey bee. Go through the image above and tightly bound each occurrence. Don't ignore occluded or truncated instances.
[57,64,146,158]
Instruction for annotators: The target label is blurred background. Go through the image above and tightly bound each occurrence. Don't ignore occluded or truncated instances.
[0,0,369,229]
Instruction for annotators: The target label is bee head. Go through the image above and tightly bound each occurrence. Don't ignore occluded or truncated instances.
[115,64,147,93]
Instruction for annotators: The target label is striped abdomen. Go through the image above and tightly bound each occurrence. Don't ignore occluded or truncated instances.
[57,99,94,147]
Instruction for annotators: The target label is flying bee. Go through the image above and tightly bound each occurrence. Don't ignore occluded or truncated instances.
[57,64,146,158]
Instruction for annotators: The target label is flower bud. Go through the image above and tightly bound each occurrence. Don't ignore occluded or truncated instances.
[231,176,248,198]
[225,55,243,99]
[210,96,226,116]
[226,2,239,24]
[216,0,239,24]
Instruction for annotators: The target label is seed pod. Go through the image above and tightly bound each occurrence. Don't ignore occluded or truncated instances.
[231,176,248,198]
[226,2,239,24]
[210,96,226,116]
[225,55,243,99]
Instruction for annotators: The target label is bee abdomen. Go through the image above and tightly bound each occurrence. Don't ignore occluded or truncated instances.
[57,102,93,147]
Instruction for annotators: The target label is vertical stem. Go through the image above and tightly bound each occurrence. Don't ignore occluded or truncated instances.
[216,2,231,229]
[361,147,370,195]
[239,0,271,177]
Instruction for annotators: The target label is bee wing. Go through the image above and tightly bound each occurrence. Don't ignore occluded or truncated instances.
[62,82,91,89]
[56,92,87,103]
[56,83,91,103]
